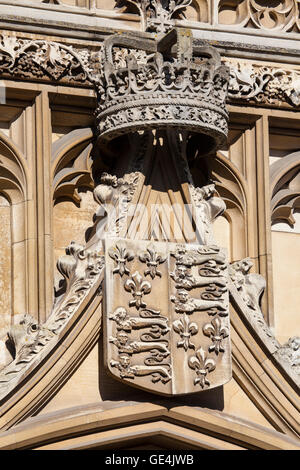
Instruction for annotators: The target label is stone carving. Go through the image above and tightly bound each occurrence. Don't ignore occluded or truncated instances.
[110,355,172,383]
[95,28,229,152]
[189,184,226,244]
[124,271,152,309]
[171,288,228,315]
[275,337,300,378]
[108,243,134,276]
[105,238,231,395]
[228,259,280,352]
[188,347,216,388]
[5,314,55,366]
[0,242,104,393]
[116,0,193,33]
[227,60,300,108]
[110,307,170,336]
[219,0,300,32]
[1,31,300,111]
[229,258,266,314]
[93,171,141,240]
[109,331,170,356]
[139,244,167,279]
[53,242,104,330]
[203,316,229,355]
[170,245,228,315]
[270,151,300,227]
[173,314,198,351]
[106,241,172,390]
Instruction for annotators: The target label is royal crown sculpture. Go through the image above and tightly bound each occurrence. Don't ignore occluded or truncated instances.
[95,24,230,154]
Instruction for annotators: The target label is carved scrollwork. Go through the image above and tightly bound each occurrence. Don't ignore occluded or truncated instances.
[0,33,94,85]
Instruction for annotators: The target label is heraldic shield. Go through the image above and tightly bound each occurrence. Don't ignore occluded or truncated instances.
[104,238,232,396]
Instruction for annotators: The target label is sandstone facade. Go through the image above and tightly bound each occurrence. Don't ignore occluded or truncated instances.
[0,0,299,450]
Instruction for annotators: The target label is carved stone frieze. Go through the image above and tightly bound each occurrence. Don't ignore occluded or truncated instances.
[1,31,300,111]
[226,59,300,107]
[189,184,226,245]
[0,33,96,85]
[104,238,231,395]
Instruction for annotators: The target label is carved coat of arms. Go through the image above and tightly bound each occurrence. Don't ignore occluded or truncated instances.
[104,238,231,396]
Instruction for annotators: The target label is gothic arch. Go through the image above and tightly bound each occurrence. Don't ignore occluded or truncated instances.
[209,152,248,261]
[270,150,300,227]
[0,132,29,322]
[52,127,94,205]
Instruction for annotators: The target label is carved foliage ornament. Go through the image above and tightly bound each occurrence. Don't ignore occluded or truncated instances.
[105,238,231,395]
[0,34,95,85]
[226,60,300,108]
[0,32,300,111]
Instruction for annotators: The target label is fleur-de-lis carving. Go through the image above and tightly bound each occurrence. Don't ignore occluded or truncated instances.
[203,317,229,355]
[108,243,134,276]
[173,314,198,351]
[188,347,216,388]
[139,244,167,279]
[124,271,152,309]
